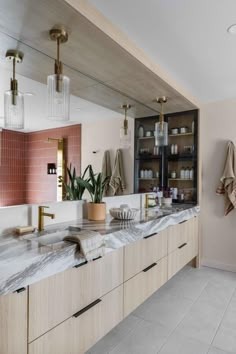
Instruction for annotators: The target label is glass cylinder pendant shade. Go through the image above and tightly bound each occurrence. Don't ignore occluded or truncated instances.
[120,126,131,149]
[47,74,70,121]
[4,90,24,129]
[155,121,168,146]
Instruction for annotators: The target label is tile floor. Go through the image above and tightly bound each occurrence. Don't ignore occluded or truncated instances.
[86,266,236,354]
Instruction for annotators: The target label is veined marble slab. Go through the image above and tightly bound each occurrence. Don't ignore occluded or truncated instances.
[0,205,199,295]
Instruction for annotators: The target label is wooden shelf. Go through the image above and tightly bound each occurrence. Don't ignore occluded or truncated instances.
[168,178,193,181]
[139,178,159,180]
[169,132,194,137]
[136,156,161,160]
[137,136,155,140]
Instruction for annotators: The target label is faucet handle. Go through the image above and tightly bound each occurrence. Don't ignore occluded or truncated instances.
[39,205,49,209]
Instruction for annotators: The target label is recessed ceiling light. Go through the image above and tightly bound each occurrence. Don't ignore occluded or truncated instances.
[227,24,236,34]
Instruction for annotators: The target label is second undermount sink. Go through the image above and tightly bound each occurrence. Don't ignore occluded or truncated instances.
[22,228,81,246]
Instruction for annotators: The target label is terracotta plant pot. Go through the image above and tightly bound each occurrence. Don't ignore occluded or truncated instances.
[87,202,106,221]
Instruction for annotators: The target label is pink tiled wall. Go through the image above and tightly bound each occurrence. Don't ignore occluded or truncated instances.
[0,125,81,206]
[0,130,26,206]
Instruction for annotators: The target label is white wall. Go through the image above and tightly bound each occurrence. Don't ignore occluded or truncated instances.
[200,97,236,272]
[81,116,134,194]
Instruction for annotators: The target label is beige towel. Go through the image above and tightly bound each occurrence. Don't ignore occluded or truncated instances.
[110,149,126,195]
[216,141,236,215]
[102,150,112,196]
[64,230,105,261]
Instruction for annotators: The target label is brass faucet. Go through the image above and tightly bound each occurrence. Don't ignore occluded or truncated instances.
[145,193,157,208]
[38,206,55,232]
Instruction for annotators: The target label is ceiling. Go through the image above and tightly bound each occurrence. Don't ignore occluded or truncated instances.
[88,0,236,103]
[0,0,196,118]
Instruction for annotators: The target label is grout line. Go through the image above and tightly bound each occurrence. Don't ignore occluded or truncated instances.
[206,287,236,354]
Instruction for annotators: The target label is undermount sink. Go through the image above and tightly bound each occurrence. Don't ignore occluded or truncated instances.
[22,228,81,246]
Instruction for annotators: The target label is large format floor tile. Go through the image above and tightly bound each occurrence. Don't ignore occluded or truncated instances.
[87,267,236,354]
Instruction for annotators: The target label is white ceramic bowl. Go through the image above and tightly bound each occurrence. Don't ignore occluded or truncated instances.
[109,208,138,220]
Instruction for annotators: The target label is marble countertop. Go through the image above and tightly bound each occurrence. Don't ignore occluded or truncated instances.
[0,204,200,295]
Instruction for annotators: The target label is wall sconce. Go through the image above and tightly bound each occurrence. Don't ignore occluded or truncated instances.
[120,104,131,149]
[47,26,70,121]
[4,50,24,130]
[155,96,168,147]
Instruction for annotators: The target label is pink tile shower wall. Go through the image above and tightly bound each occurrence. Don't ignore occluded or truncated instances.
[0,130,26,206]
[25,125,81,204]
[0,125,81,207]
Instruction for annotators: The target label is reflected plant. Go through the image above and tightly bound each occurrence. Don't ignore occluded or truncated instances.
[64,164,90,200]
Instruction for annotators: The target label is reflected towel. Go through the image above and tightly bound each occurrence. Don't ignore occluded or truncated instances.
[64,230,105,261]
[216,141,236,215]
[110,149,126,195]
[102,150,112,196]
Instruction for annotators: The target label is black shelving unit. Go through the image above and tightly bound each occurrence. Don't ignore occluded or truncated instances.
[134,110,198,203]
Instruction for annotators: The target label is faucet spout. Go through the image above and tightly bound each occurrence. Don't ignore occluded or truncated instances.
[38,206,56,232]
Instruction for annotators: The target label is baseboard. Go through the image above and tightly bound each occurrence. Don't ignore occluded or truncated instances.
[201,258,236,273]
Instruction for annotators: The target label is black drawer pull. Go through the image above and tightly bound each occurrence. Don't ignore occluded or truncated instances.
[74,260,88,268]
[179,220,187,224]
[73,299,102,318]
[178,243,187,249]
[143,262,157,272]
[93,255,102,261]
[15,287,26,294]
[144,233,157,239]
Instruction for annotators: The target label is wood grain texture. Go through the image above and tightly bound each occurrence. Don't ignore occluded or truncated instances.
[29,248,123,342]
[124,256,167,317]
[29,285,123,354]
[167,217,195,254]
[0,289,27,354]
[124,230,167,281]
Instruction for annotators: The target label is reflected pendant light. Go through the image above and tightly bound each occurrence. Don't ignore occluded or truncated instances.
[4,50,24,130]
[155,96,168,147]
[120,104,131,149]
[47,26,70,121]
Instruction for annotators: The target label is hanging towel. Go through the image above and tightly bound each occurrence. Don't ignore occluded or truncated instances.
[216,141,236,215]
[110,149,126,195]
[101,150,112,196]
[64,230,105,261]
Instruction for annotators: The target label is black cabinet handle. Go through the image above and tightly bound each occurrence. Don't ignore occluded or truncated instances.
[179,220,187,224]
[15,287,26,294]
[73,299,102,318]
[178,243,187,249]
[144,233,157,239]
[74,260,88,268]
[143,262,157,272]
[93,256,102,261]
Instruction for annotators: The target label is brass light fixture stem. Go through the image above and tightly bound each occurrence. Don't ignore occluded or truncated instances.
[156,96,167,132]
[49,26,68,93]
[122,104,131,135]
[6,49,24,106]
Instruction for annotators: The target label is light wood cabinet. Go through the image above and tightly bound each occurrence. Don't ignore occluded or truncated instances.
[29,248,123,341]
[0,288,27,354]
[168,216,199,279]
[124,256,167,317]
[29,285,123,354]
[167,217,195,254]
[124,229,167,281]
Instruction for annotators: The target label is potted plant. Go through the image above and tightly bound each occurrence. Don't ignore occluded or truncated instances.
[77,165,110,221]
[64,164,90,200]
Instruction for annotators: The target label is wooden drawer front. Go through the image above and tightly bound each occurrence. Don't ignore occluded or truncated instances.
[167,218,195,254]
[168,240,194,280]
[124,229,167,281]
[29,248,123,341]
[0,289,27,354]
[29,285,123,354]
[124,256,167,317]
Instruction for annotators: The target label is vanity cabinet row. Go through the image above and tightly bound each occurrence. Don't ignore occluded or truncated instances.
[0,216,199,354]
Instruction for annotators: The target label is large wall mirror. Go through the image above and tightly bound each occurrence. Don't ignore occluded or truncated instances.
[0,2,159,207]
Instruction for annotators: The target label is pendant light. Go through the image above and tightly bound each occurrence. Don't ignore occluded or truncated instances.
[4,50,24,130]
[120,104,131,149]
[48,26,70,121]
[155,96,168,146]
